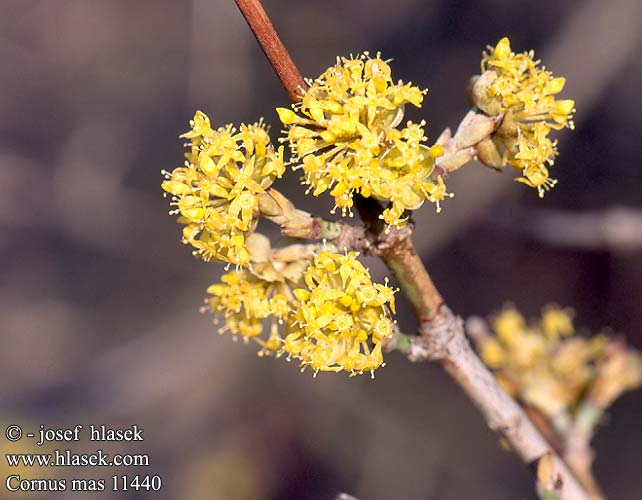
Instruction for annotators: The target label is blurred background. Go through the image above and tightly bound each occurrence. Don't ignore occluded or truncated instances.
[0,0,639,499]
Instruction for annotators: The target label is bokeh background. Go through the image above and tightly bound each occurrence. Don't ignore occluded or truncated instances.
[1,0,640,499]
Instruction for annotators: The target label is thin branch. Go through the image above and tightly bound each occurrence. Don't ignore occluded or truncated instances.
[259,188,373,253]
[466,317,566,454]
[466,316,606,500]
[355,198,444,321]
[234,0,306,102]
[380,235,444,321]
[407,308,581,464]
[234,2,589,499]
[494,206,642,253]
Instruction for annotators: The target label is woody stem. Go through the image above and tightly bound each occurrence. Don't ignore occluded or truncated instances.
[234,0,306,102]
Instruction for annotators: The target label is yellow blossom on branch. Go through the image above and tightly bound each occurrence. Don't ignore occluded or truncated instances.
[203,238,396,377]
[161,111,284,267]
[277,52,449,228]
[475,305,641,417]
[206,268,291,343]
[588,341,642,408]
[203,233,308,355]
[482,306,597,414]
[472,37,575,197]
[286,250,396,377]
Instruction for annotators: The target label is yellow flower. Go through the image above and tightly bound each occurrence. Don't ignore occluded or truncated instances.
[588,341,642,408]
[286,250,396,377]
[203,242,396,377]
[162,111,284,266]
[550,338,594,379]
[277,53,449,227]
[203,233,302,355]
[540,305,574,340]
[205,268,292,348]
[492,307,526,345]
[521,374,572,415]
[511,332,547,369]
[474,38,575,197]
[481,306,590,415]
[480,338,506,368]
[480,38,575,130]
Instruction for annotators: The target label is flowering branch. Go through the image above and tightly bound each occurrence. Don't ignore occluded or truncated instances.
[466,312,641,500]
[233,1,588,499]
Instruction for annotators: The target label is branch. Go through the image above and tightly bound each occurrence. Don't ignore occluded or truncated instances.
[407,308,586,475]
[262,190,430,266]
[234,2,589,499]
[234,0,306,102]
[379,233,444,321]
[354,198,444,321]
[466,316,605,500]
[494,206,642,253]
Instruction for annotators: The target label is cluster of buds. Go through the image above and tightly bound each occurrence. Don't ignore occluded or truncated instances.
[473,306,642,418]
[277,52,449,228]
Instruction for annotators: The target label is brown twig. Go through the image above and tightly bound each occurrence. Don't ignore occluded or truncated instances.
[234,0,306,102]
[233,2,589,499]
[354,198,444,321]
[379,235,444,321]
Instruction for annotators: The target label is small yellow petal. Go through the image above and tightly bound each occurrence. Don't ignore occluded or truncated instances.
[428,144,444,157]
[276,107,297,125]
[494,37,512,59]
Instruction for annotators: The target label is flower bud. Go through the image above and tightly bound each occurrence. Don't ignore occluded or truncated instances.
[453,110,499,149]
[475,137,505,170]
[435,147,476,173]
[471,71,501,116]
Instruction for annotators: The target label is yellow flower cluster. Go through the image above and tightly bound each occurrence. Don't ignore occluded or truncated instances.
[206,269,291,345]
[162,111,284,267]
[277,53,449,228]
[589,341,642,408]
[204,247,396,377]
[479,306,641,416]
[475,38,575,197]
[286,250,396,376]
